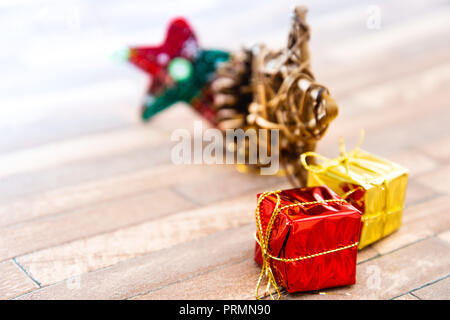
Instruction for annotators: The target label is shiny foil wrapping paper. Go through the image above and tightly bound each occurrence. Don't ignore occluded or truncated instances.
[305,149,409,249]
[254,186,361,294]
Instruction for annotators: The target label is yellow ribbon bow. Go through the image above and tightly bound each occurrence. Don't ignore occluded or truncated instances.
[301,130,368,176]
[299,130,391,191]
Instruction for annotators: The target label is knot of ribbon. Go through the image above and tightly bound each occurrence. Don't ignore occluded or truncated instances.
[254,191,355,300]
[299,130,389,194]
[300,130,368,179]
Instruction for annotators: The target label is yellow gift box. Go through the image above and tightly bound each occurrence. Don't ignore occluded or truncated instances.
[300,136,409,249]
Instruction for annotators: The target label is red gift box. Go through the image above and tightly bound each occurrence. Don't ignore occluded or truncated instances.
[254,186,362,299]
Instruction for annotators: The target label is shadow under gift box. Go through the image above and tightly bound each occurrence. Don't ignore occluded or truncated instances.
[304,149,409,249]
[254,186,362,294]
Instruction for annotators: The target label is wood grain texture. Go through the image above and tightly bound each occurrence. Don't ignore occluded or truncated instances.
[411,276,450,300]
[132,237,450,300]
[0,188,195,261]
[421,136,450,161]
[0,260,38,299]
[16,191,265,286]
[372,197,450,255]
[394,293,420,300]
[17,224,255,300]
[286,237,450,300]
[0,143,174,202]
[0,163,229,227]
[0,126,165,179]
[417,165,450,193]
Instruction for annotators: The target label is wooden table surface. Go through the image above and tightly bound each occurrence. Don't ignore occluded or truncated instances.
[1,0,449,300]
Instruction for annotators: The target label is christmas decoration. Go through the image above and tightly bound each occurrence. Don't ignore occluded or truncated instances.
[127,18,229,122]
[300,133,409,249]
[211,48,253,130]
[254,186,361,299]
[211,6,339,185]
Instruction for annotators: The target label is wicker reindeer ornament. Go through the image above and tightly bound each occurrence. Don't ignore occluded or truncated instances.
[211,6,338,186]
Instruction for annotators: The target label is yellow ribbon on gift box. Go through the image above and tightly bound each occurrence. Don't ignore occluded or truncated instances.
[299,131,400,248]
[300,131,388,186]
[254,191,358,300]
[300,130,392,199]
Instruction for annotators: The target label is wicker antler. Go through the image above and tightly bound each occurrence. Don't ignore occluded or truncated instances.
[212,6,338,186]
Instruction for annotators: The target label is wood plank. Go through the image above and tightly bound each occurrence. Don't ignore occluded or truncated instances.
[357,246,379,264]
[372,196,450,255]
[421,136,450,161]
[324,43,450,103]
[0,142,173,202]
[133,245,381,300]
[339,94,450,158]
[417,165,450,194]
[0,260,38,300]
[133,237,450,300]
[173,172,285,205]
[17,224,255,300]
[0,125,165,178]
[0,136,440,233]
[346,59,450,117]
[411,276,450,300]
[286,237,450,299]
[133,259,258,300]
[388,150,437,178]
[394,293,420,300]
[316,65,450,158]
[404,179,441,208]
[0,188,194,261]
[0,141,435,231]
[0,163,229,228]
[15,189,272,287]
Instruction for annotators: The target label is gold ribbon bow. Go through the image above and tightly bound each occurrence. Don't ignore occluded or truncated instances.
[299,130,391,192]
[254,191,356,300]
[299,131,392,242]
[301,130,369,178]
